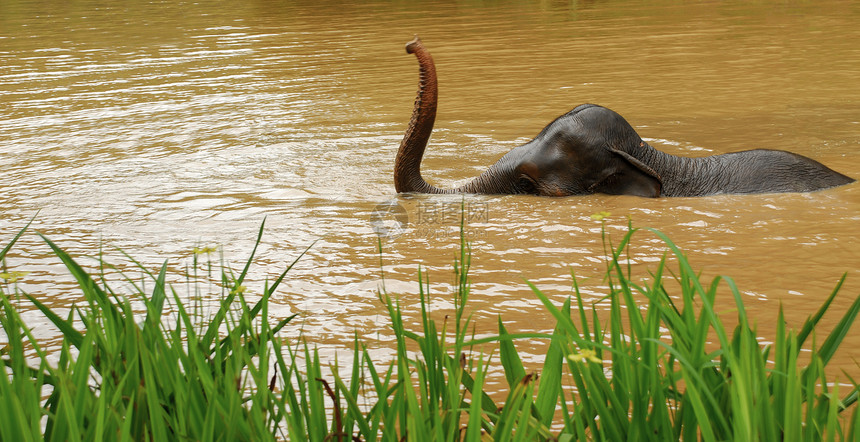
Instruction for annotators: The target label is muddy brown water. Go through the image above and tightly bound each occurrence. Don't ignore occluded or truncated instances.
[2,0,859,388]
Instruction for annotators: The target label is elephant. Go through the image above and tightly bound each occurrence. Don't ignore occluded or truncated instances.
[394,37,854,197]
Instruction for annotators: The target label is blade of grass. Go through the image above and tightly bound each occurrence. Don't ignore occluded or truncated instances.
[498,318,526,389]
[0,213,36,262]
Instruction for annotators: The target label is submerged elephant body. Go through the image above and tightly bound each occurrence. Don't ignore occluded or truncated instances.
[394,37,854,197]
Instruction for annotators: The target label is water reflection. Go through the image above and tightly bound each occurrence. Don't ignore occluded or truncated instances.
[1,0,858,379]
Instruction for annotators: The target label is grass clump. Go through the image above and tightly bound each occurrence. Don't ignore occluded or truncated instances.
[0,217,858,441]
[0,219,304,440]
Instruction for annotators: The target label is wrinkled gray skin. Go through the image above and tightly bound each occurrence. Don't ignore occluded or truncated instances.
[394,37,854,197]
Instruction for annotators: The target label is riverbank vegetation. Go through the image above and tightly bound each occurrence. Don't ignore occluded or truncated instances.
[1,218,858,441]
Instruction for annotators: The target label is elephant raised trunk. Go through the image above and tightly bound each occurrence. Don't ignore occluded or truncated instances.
[394,37,447,194]
[394,38,854,197]
[395,37,521,195]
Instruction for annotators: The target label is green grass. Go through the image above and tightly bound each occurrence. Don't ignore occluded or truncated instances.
[1,216,858,441]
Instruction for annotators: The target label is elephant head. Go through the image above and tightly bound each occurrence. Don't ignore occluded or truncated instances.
[394,37,853,197]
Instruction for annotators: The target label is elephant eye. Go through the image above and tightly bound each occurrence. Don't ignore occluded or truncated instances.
[517,175,538,194]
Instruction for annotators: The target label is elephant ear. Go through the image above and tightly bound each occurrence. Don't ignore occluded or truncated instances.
[590,148,662,197]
